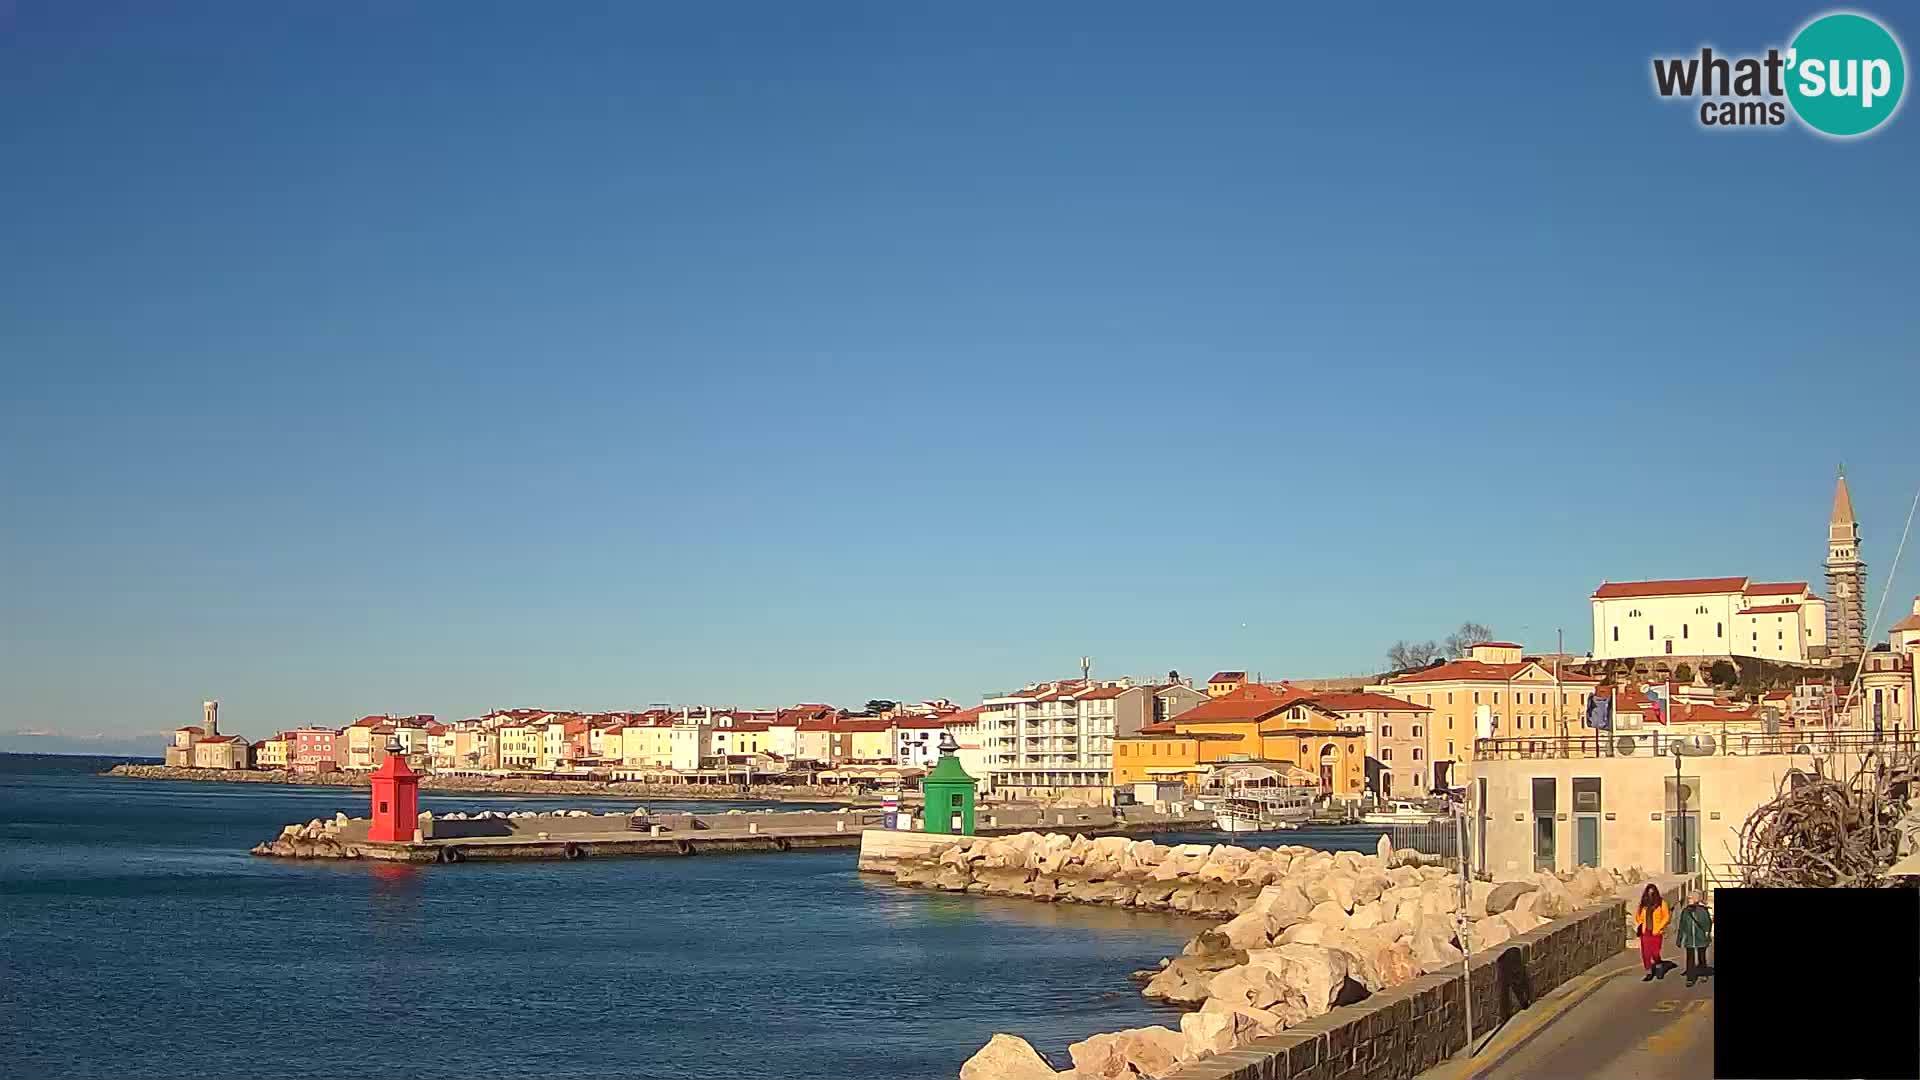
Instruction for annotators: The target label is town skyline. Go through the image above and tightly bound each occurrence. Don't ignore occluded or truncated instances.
[12,468,1914,753]
[5,2,1917,744]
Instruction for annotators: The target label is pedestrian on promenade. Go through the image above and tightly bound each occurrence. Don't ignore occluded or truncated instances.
[1677,891,1713,987]
[1634,883,1670,980]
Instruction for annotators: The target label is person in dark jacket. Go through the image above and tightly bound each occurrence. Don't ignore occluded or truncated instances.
[1676,891,1713,986]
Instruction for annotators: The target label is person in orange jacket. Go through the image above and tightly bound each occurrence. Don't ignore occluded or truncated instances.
[1634,883,1671,980]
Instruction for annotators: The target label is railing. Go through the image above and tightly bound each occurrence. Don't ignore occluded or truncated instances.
[1475,729,1920,761]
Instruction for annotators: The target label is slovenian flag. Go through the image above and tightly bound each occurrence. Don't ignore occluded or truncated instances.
[1644,683,1670,726]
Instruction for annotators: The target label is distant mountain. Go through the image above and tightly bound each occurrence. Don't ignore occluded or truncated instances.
[0,733,168,757]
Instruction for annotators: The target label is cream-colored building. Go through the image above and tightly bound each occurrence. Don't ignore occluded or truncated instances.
[1852,648,1914,734]
[1369,642,1600,791]
[192,734,251,770]
[1590,577,1829,664]
[1469,734,1827,889]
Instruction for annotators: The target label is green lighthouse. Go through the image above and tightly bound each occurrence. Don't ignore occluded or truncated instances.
[919,731,977,835]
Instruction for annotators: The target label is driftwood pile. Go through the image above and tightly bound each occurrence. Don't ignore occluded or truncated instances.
[1737,758,1915,888]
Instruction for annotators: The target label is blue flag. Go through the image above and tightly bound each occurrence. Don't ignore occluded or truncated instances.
[1584,693,1613,732]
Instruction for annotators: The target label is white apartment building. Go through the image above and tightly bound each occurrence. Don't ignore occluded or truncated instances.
[977,680,1204,804]
[1590,577,1829,664]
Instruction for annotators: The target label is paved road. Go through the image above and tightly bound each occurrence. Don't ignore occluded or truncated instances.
[1424,929,1714,1080]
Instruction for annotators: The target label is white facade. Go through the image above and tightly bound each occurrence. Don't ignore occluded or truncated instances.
[893,724,945,768]
[1590,578,1827,664]
[978,680,1132,796]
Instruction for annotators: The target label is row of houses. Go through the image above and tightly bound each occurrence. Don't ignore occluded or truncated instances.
[166,701,973,777]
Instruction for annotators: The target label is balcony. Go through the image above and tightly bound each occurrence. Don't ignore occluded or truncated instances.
[1474,729,1918,761]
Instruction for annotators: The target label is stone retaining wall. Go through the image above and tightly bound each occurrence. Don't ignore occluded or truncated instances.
[1161,899,1628,1080]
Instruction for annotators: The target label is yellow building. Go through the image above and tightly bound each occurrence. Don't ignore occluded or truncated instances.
[254,734,290,769]
[1368,642,1599,790]
[1206,671,1249,698]
[1110,688,1369,798]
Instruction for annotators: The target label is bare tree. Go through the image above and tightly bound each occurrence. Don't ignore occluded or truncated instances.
[1443,622,1496,658]
[1386,640,1443,671]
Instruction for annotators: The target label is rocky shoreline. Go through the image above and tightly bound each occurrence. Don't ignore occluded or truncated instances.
[102,763,846,802]
[866,831,1649,1079]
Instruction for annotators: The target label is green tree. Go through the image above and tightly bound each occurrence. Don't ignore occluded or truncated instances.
[1708,660,1737,688]
[864,699,898,716]
[1674,663,1695,684]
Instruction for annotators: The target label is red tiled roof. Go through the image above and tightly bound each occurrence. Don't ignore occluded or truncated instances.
[1208,671,1247,683]
[1677,703,1758,724]
[1890,612,1920,633]
[1073,685,1130,700]
[1592,577,1749,599]
[1740,603,1801,615]
[728,722,772,732]
[832,719,896,732]
[1305,692,1431,714]
[1470,642,1522,649]
[1746,582,1808,596]
[1168,697,1294,724]
[199,735,240,744]
[1133,721,1179,735]
[351,715,390,728]
[796,719,839,731]
[893,716,949,730]
[175,726,203,734]
[1386,659,1599,685]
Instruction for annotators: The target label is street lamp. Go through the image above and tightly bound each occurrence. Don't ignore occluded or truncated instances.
[1670,733,1716,885]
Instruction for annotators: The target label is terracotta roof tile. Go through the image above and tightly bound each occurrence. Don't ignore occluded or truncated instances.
[1592,577,1749,599]
[1745,581,1808,596]
[1739,603,1801,615]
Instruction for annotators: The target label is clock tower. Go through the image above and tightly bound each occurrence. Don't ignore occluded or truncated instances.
[1825,467,1867,666]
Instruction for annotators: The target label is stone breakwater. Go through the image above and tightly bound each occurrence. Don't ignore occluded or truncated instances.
[866,831,1652,1080]
[105,763,842,801]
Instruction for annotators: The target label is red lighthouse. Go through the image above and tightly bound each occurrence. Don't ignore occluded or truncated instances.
[367,735,421,843]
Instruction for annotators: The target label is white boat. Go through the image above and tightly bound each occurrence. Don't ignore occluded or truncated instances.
[1212,788,1318,833]
[1361,801,1445,826]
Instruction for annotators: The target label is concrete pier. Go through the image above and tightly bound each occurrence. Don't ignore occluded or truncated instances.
[253,805,1217,863]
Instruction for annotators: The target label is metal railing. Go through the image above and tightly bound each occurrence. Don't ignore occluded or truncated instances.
[1474,729,1920,761]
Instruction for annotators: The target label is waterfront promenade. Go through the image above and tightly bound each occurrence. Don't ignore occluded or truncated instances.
[1416,926,1712,1080]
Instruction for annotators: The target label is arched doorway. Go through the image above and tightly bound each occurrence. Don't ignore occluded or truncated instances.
[1319,744,1336,790]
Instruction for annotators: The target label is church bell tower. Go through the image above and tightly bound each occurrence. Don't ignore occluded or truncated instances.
[1825,467,1867,665]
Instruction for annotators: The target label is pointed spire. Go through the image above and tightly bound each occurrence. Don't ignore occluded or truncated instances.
[1831,467,1857,528]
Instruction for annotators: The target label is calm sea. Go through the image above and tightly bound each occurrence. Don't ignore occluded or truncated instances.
[1,753,1217,1080]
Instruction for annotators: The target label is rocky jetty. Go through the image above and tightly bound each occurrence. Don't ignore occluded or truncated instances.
[884,832,1647,1079]
[251,812,363,859]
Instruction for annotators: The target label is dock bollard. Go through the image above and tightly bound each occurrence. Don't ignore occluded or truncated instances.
[651,825,663,837]
[1056,814,1065,826]
[749,823,758,835]
[836,821,846,833]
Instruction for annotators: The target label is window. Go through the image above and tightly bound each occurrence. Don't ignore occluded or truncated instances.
[1683,624,1689,639]
[1447,741,1455,754]
[1717,622,1723,637]
[1494,693,1501,704]
[1474,692,1481,704]
[1447,693,1454,705]
[1649,625,1656,640]
[1382,749,1392,760]
[1413,748,1422,760]
[1412,725,1422,737]
[1383,725,1393,738]
[1613,627,1619,642]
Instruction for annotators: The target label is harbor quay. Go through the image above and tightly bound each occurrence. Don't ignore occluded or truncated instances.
[253,804,1216,864]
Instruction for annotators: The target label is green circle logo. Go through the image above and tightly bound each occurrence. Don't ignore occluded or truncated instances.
[1787,12,1906,136]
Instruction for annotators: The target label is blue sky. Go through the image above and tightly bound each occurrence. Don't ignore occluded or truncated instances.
[3,2,1916,749]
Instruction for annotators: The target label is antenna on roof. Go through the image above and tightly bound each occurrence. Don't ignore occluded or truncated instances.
[1081,656,1092,683]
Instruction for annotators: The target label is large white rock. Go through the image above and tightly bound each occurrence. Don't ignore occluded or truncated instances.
[1409,930,1464,974]
[1324,873,1357,913]
[1251,882,1313,921]
[1218,908,1280,951]
[1208,963,1291,1011]
[1501,908,1546,935]
[959,1034,1059,1080]
[1307,900,1349,927]
[1069,1026,1186,1080]
[1247,943,1351,1016]
[1184,1000,1288,1058]
[1347,900,1383,930]
[1377,833,1393,864]
[1470,916,1514,952]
